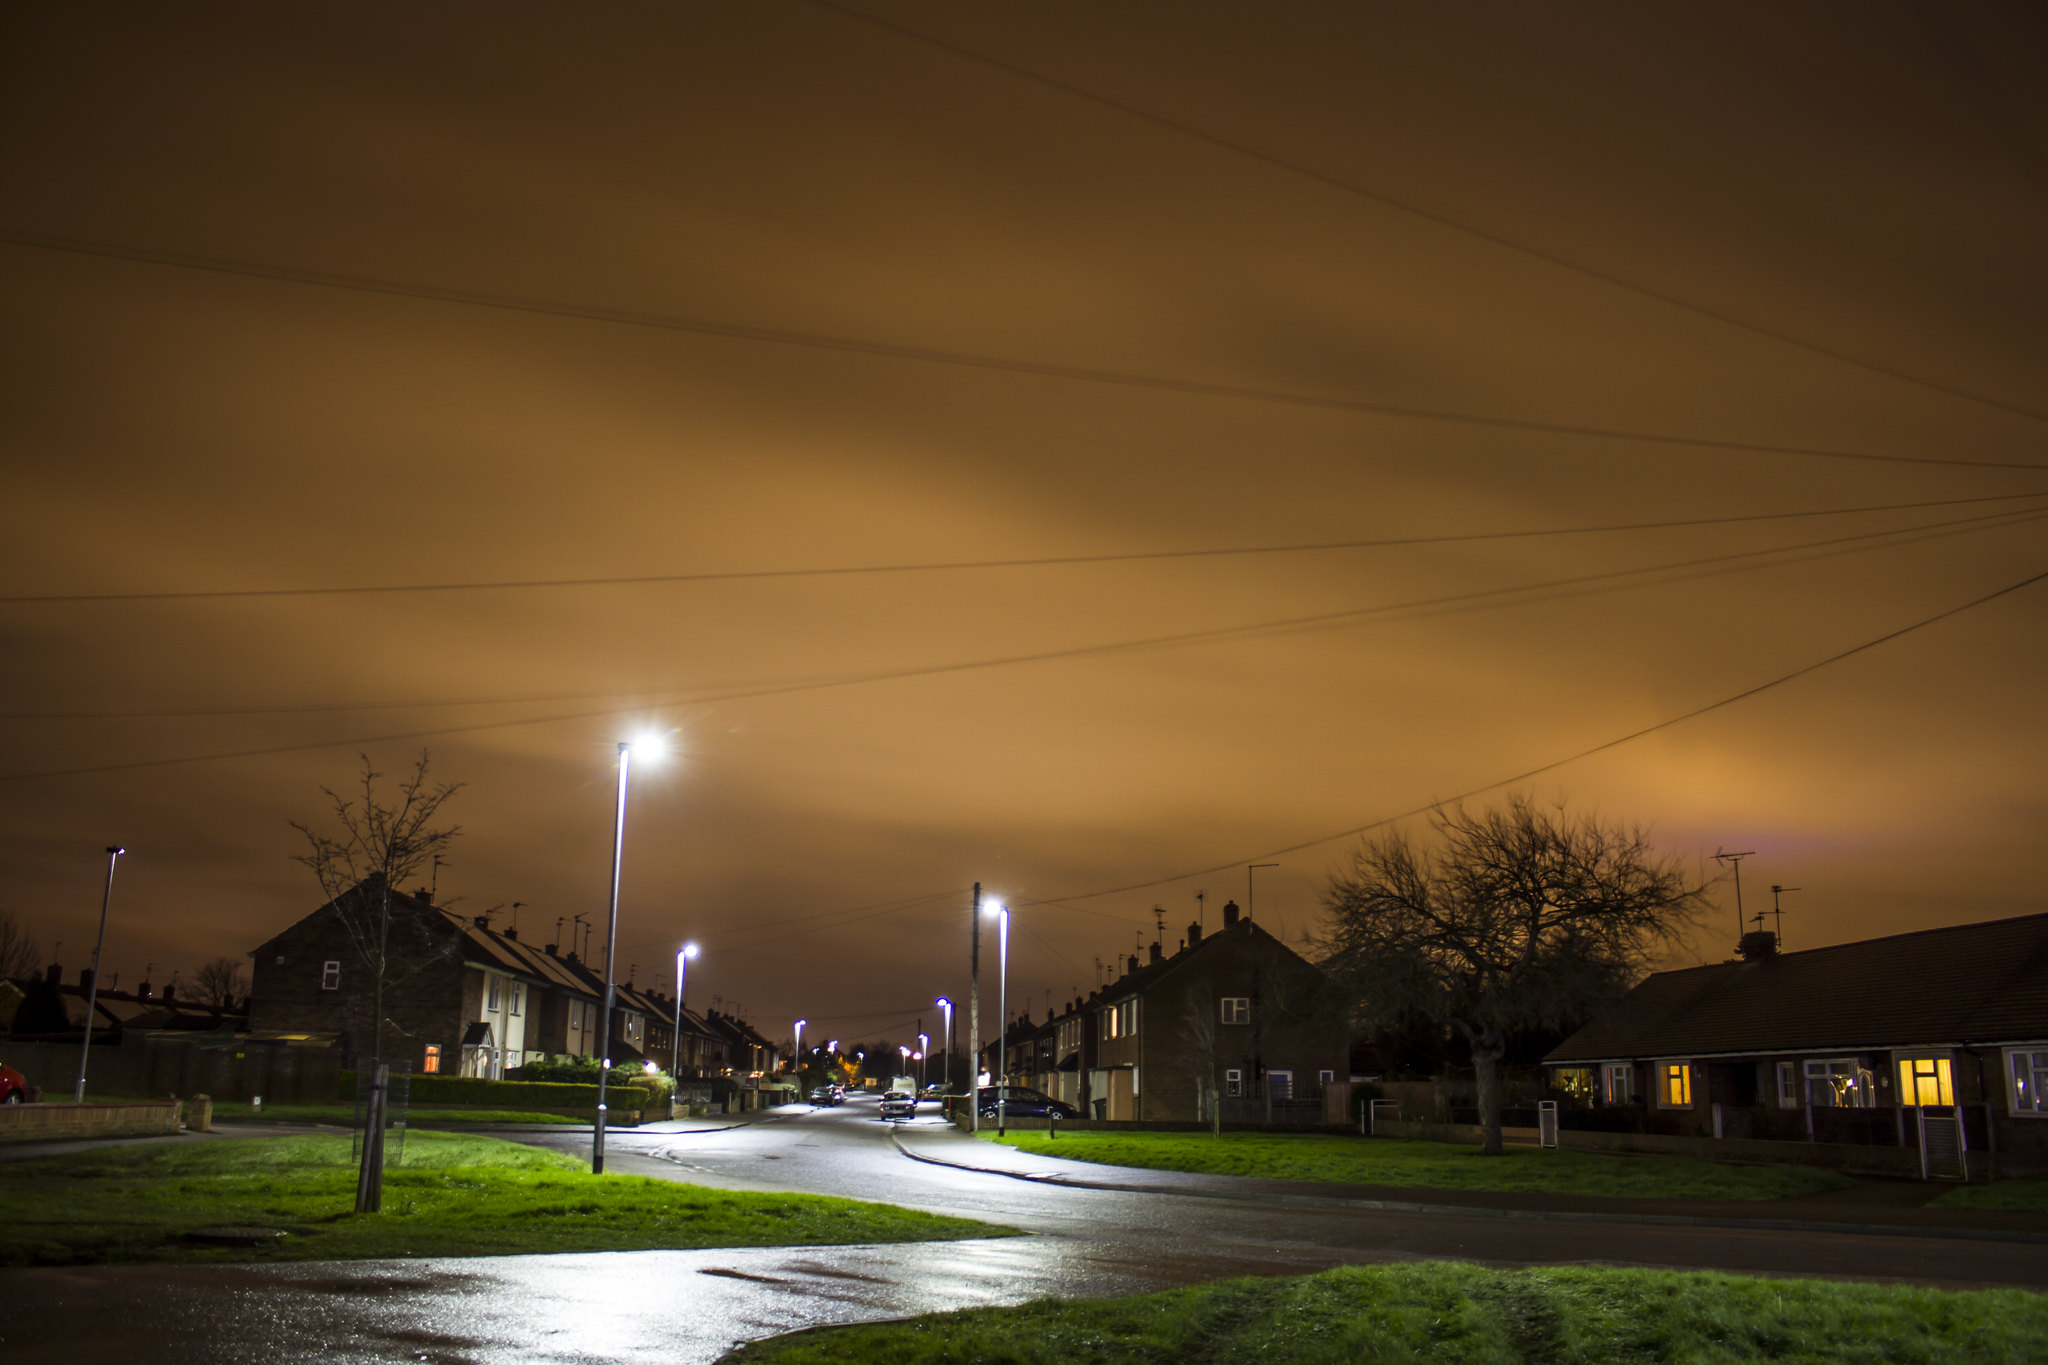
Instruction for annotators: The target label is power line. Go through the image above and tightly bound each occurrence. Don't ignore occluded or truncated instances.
[807,0,2048,428]
[6,490,2043,609]
[7,230,2045,476]
[1025,563,2048,906]
[0,503,2036,776]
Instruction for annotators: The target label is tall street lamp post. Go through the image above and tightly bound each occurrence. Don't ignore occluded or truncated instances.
[918,1033,929,1090]
[794,1018,806,1085]
[73,845,124,1102]
[934,996,953,1092]
[968,884,981,1132]
[594,734,664,1174]
[989,900,1010,1136]
[671,942,700,1077]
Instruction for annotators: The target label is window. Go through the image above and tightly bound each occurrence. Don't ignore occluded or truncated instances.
[1602,1063,1632,1105]
[422,1045,441,1075]
[511,983,524,1016]
[1220,997,1250,1025]
[1318,1069,1335,1086]
[1805,1058,1875,1108]
[1896,1056,1953,1108]
[2007,1049,2048,1116]
[1102,999,1138,1039]
[1776,1061,1799,1108]
[1225,1068,1242,1097]
[486,976,501,1011]
[320,960,341,991]
[1658,1063,1692,1107]
[1550,1068,1595,1104]
[1269,1070,1294,1100]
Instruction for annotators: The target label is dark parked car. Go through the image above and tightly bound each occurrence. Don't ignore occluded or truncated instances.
[808,1086,841,1106]
[0,1062,28,1104]
[877,1090,918,1120]
[976,1085,1078,1120]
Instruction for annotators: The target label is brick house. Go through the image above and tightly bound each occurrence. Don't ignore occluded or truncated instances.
[1017,900,1342,1122]
[1545,911,2048,1178]
[248,876,602,1077]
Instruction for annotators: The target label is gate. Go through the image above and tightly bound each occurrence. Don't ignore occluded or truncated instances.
[1918,1107,1966,1181]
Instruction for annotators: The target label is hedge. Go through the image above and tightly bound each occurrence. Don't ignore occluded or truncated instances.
[339,1072,652,1111]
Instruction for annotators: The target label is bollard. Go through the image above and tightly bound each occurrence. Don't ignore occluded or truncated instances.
[1048,1109,1058,1141]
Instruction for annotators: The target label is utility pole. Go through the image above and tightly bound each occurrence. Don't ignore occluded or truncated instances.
[1769,885,1801,949]
[74,846,124,1102]
[1715,850,1757,948]
[1195,890,1205,932]
[968,882,981,1133]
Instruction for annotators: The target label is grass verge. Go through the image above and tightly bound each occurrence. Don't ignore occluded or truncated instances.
[987,1131,1851,1201]
[1931,1178,2048,1213]
[0,1130,1009,1266]
[722,1261,2048,1364]
[213,1101,585,1125]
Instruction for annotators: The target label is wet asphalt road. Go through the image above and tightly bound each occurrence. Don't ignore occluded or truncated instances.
[5,1096,2046,1363]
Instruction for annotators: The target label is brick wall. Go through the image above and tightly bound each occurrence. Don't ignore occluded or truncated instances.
[0,1100,180,1143]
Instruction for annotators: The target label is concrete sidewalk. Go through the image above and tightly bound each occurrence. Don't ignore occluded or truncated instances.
[893,1125,2048,1244]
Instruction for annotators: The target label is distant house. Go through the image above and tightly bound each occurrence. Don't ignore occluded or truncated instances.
[1545,911,2048,1177]
[248,876,602,1078]
[1002,900,1342,1123]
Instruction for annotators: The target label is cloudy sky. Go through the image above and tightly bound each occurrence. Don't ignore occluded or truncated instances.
[3,2,2043,1046]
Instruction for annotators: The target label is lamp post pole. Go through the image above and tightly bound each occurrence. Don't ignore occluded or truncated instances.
[918,1033,929,1090]
[592,744,635,1174]
[73,845,124,1102]
[994,903,1010,1136]
[794,1018,806,1089]
[968,884,981,1132]
[935,997,953,1092]
[671,942,699,1077]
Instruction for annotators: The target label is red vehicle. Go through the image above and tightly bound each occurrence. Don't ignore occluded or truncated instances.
[0,1062,29,1104]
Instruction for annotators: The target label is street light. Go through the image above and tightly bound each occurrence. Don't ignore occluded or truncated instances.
[671,942,700,1078]
[794,1019,807,1081]
[918,1032,929,1090]
[986,900,1009,1136]
[594,732,666,1174]
[74,846,124,1103]
[934,996,954,1094]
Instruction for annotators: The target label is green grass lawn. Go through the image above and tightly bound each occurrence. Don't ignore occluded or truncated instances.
[0,1130,1009,1267]
[212,1101,585,1125]
[722,1261,2048,1364]
[987,1131,1852,1201]
[1930,1178,2048,1213]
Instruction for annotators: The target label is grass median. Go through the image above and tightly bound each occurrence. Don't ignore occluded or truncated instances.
[986,1131,1852,1201]
[0,1130,1010,1267]
[722,1261,2048,1364]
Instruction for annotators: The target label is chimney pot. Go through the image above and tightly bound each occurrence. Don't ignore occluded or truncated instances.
[1189,921,1203,946]
[1737,931,1779,962]
[1222,899,1241,927]
[1126,953,1139,974]
[1148,942,1163,964]
[162,983,176,1003]
[46,962,63,984]
[82,968,97,991]
[503,927,518,941]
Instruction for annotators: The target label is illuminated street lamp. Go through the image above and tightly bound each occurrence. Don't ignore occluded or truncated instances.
[671,942,700,1077]
[987,900,1010,1136]
[934,996,954,1093]
[918,1032,929,1090]
[794,1018,807,1080]
[73,846,125,1102]
[594,733,666,1174]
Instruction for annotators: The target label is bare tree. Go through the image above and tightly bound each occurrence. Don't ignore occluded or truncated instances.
[291,751,462,1066]
[1318,794,1704,1155]
[193,956,247,1010]
[0,911,40,981]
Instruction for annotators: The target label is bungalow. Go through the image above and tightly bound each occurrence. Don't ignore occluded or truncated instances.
[1545,911,2048,1178]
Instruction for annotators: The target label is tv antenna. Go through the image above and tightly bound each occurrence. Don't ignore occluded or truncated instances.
[1769,884,1801,949]
[1152,905,1167,942]
[1715,850,1756,947]
[430,852,448,900]
[1195,890,1206,930]
[511,901,526,934]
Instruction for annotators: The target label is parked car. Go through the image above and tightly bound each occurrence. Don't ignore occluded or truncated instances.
[878,1090,918,1120]
[976,1085,1078,1120]
[807,1086,841,1106]
[0,1062,28,1104]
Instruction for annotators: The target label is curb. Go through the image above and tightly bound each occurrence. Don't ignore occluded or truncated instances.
[888,1133,2048,1246]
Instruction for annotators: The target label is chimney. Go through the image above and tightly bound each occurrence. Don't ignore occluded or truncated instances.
[162,983,176,1004]
[503,926,518,941]
[473,915,490,929]
[1148,941,1163,965]
[46,962,62,985]
[1737,931,1779,962]
[1188,920,1203,946]
[415,886,434,905]
[1126,953,1139,975]
[544,942,558,956]
[81,967,97,991]
[1222,899,1241,927]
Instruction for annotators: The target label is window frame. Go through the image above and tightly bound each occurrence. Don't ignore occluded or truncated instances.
[422,1044,441,1075]
[486,975,501,1012]
[1804,1056,1876,1109]
[1601,1062,1633,1106]
[2005,1046,2048,1117]
[1225,1068,1243,1097]
[320,960,341,991]
[1220,997,1251,1025]
[1657,1061,1692,1108]
[1894,1053,1954,1109]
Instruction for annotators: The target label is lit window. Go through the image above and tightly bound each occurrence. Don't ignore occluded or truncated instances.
[320,961,341,991]
[1896,1056,1953,1108]
[1225,1068,1242,1097]
[1602,1063,1632,1105]
[1805,1058,1875,1108]
[1550,1068,1595,1104]
[1659,1063,1691,1107]
[422,1044,441,1075]
[1220,997,1250,1025]
[2008,1049,2048,1116]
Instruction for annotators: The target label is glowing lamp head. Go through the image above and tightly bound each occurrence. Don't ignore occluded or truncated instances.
[935,996,950,1009]
[984,900,1006,919]
[625,731,669,763]
[643,1061,659,1075]
[680,942,700,961]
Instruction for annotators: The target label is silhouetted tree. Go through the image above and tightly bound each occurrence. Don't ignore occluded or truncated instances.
[0,911,40,981]
[193,956,247,1011]
[290,751,462,1067]
[1318,794,1704,1155]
